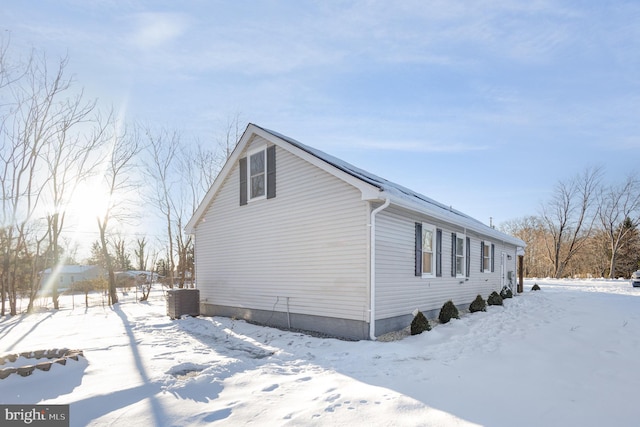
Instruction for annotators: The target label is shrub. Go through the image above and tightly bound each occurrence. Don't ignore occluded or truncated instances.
[410,311,431,335]
[487,291,503,306]
[438,300,459,324]
[469,295,487,313]
[500,287,513,299]
[531,283,541,291]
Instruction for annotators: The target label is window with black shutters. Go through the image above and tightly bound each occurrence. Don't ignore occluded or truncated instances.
[240,145,276,205]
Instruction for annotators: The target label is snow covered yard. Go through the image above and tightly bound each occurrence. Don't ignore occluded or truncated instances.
[1,279,639,427]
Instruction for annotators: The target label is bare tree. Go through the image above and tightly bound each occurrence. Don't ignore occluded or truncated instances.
[172,144,216,288]
[143,127,180,288]
[0,46,68,314]
[539,167,602,278]
[25,220,51,313]
[0,38,107,313]
[96,124,141,305]
[598,174,640,278]
[134,237,148,271]
[113,237,132,271]
[43,108,108,309]
[500,216,550,277]
[218,111,244,160]
[183,143,220,215]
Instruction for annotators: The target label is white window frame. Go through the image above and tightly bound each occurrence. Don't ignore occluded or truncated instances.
[421,223,436,278]
[483,242,492,273]
[247,146,267,201]
[455,234,466,278]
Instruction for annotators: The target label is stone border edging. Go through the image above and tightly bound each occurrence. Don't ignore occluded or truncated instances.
[0,349,84,380]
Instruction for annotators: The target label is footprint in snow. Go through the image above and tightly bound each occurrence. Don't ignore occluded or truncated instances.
[325,393,340,403]
[262,384,279,392]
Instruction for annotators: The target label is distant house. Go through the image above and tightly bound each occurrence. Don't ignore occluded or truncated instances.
[186,124,526,340]
[39,265,104,292]
[114,270,158,286]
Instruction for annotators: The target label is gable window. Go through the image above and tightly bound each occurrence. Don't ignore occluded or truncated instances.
[415,223,442,277]
[451,233,466,278]
[239,145,276,206]
[249,149,266,199]
[481,241,495,273]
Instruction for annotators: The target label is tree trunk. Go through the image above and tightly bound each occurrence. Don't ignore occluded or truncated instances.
[98,221,118,305]
[609,250,617,279]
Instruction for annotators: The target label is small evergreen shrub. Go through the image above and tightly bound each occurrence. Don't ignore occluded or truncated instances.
[487,291,503,306]
[531,283,541,291]
[500,287,513,299]
[469,295,487,313]
[410,311,431,335]
[438,300,459,324]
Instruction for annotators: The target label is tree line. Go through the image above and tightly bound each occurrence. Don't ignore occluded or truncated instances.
[500,167,640,279]
[0,39,241,315]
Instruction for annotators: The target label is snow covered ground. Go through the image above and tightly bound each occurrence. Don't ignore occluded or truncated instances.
[1,279,639,426]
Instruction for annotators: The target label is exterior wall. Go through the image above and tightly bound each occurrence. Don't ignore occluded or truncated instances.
[193,135,371,332]
[374,206,519,335]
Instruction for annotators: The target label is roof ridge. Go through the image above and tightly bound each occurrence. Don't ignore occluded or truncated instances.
[256,125,483,225]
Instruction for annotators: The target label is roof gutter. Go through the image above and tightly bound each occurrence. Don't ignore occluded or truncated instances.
[369,198,390,340]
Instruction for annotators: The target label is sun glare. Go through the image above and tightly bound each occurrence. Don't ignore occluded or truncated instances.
[68,181,111,233]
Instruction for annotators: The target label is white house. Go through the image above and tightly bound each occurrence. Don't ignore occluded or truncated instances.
[186,124,526,340]
[39,265,104,292]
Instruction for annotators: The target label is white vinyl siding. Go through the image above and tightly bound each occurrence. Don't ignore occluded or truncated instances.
[193,136,370,322]
[374,206,518,320]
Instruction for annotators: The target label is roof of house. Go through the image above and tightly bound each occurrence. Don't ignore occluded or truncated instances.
[41,265,100,274]
[188,124,525,248]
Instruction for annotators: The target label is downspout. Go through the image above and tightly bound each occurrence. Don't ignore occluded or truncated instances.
[369,198,390,340]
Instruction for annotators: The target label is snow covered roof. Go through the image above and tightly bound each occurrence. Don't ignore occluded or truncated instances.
[254,125,525,247]
[41,265,100,274]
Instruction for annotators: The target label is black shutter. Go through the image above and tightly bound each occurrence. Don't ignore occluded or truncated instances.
[436,229,442,277]
[466,237,470,278]
[266,145,276,199]
[239,157,247,206]
[451,233,457,277]
[491,244,495,272]
[480,241,484,272]
[415,223,422,277]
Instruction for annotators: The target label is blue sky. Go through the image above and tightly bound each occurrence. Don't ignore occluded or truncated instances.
[3,0,640,227]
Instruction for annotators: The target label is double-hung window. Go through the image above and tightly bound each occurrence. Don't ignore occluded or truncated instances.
[455,235,465,277]
[249,148,266,200]
[415,223,442,277]
[422,224,436,277]
[481,241,495,273]
[240,145,276,205]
